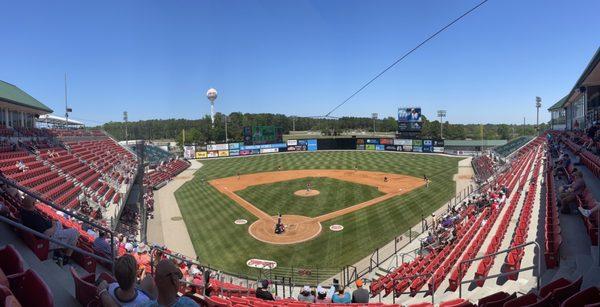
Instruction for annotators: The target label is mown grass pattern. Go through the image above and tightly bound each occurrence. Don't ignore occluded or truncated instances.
[235,177,384,218]
[174,151,460,275]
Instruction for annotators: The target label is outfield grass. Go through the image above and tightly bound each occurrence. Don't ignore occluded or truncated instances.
[235,177,384,218]
[175,151,460,275]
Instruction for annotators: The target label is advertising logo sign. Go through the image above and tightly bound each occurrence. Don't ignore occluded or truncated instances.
[412,139,423,146]
[218,150,230,157]
[433,147,444,153]
[366,139,379,144]
[246,259,277,269]
[183,146,195,159]
[207,151,219,158]
[385,145,399,151]
[307,139,318,151]
[375,144,385,151]
[287,139,298,146]
[365,144,376,150]
[379,138,393,145]
[195,151,208,159]
[402,145,413,152]
[413,146,423,152]
[356,139,365,145]
[228,143,241,150]
[356,145,365,150]
[423,140,433,146]
[207,144,228,151]
[240,150,251,156]
[229,149,240,156]
[394,139,412,146]
[260,148,278,154]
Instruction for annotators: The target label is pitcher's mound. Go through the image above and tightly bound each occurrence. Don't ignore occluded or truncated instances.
[294,190,320,197]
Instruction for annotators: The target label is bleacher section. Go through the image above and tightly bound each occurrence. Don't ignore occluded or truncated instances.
[471,155,494,182]
[145,158,191,189]
[493,136,534,157]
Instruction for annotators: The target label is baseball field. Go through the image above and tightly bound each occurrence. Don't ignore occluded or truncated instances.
[174,151,460,275]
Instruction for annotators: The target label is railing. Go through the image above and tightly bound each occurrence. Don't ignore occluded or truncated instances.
[0,176,118,262]
[457,241,541,298]
[0,214,114,264]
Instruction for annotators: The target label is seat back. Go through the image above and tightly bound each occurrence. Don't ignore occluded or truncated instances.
[478,291,509,306]
[551,276,583,305]
[539,278,571,298]
[560,286,600,307]
[7,270,53,307]
[502,293,537,306]
[70,267,99,307]
[207,296,231,307]
[0,245,24,276]
[483,292,515,307]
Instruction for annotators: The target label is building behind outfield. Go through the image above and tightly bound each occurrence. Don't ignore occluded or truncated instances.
[0,80,53,128]
[549,47,600,130]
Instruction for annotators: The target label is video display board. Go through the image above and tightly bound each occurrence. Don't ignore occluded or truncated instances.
[397,107,423,132]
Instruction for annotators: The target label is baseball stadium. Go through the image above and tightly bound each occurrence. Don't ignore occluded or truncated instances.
[1,1,600,307]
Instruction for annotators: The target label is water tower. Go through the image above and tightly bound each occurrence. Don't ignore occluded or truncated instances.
[206,88,218,126]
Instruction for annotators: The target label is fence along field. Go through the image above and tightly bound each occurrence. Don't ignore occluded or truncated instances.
[174,151,460,276]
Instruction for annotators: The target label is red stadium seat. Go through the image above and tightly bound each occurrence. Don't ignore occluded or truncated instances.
[502,292,538,306]
[7,269,53,307]
[0,245,25,276]
[561,287,600,307]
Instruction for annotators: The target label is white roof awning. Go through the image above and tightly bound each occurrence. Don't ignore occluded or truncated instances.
[37,114,84,126]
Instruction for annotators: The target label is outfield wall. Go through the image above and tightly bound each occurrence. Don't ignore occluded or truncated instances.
[185,137,446,159]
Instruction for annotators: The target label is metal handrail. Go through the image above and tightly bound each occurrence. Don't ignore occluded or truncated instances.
[0,176,117,261]
[457,240,541,298]
[0,214,114,264]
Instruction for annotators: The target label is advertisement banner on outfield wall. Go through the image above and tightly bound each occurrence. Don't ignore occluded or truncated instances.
[366,139,379,144]
[379,138,393,145]
[413,146,423,152]
[195,151,208,159]
[228,143,241,150]
[422,146,433,152]
[183,146,195,159]
[218,150,230,157]
[287,139,298,146]
[240,150,251,156]
[298,140,308,146]
[356,139,365,145]
[260,148,279,154]
[229,149,240,156]
[251,149,261,155]
[402,145,413,152]
[375,144,385,151]
[365,144,376,150]
[433,140,444,147]
[207,151,219,158]
[385,145,399,151]
[307,139,318,151]
[207,144,229,151]
[433,147,444,153]
[423,140,433,146]
[412,139,423,147]
[394,139,412,146]
[356,144,365,150]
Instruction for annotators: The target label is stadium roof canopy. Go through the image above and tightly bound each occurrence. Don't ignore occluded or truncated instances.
[548,95,568,111]
[0,80,53,113]
[37,114,84,126]
[564,47,600,107]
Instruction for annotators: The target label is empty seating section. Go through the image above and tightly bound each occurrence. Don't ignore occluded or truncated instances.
[145,158,191,188]
[493,136,534,157]
[544,157,561,268]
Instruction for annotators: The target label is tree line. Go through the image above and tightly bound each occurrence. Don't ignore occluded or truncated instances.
[99,112,547,145]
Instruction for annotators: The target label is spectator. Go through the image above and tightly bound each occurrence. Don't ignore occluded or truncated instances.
[315,286,331,304]
[579,201,600,218]
[352,279,369,303]
[93,231,113,257]
[256,280,274,301]
[19,195,79,264]
[97,254,154,307]
[141,259,198,306]
[558,171,586,213]
[332,287,351,303]
[297,286,315,303]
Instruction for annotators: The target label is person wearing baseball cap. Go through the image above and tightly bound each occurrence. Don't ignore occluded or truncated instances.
[352,279,369,303]
[297,285,315,303]
[315,285,331,304]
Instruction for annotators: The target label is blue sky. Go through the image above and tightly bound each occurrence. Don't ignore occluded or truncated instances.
[1,0,599,125]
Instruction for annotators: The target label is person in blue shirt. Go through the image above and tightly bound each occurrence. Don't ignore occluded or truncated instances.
[331,287,351,303]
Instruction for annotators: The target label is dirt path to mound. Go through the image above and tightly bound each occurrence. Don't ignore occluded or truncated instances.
[209,170,425,244]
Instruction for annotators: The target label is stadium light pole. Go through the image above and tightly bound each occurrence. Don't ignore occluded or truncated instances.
[206,88,218,127]
[437,110,447,139]
[535,97,542,134]
[223,114,229,143]
[123,111,128,145]
[372,113,378,136]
